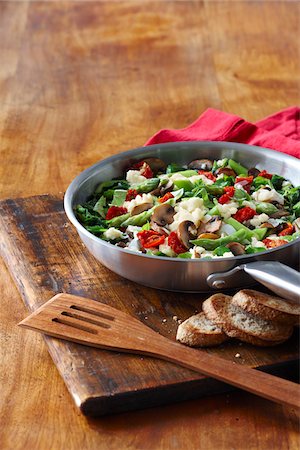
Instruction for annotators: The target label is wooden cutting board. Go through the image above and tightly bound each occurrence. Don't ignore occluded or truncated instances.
[0,195,298,416]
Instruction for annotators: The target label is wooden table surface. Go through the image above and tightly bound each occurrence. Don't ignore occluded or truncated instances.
[0,1,299,449]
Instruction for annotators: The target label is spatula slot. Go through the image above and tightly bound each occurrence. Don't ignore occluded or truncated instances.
[52,317,98,334]
[61,311,111,329]
[69,305,114,321]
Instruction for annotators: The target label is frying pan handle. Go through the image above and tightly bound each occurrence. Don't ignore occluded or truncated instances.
[207,261,300,303]
[242,261,300,303]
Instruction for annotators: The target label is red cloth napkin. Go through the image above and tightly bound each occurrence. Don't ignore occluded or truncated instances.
[145,106,300,159]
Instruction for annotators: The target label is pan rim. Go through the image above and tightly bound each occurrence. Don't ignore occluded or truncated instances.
[64,140,300,264]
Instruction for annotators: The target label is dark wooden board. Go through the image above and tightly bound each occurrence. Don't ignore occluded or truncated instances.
[0,195,299,416]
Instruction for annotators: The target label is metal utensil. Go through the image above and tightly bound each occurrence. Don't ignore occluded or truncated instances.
[19,293,300,410]
[64,141,300,296]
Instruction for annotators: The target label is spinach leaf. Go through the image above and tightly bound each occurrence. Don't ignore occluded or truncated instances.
[75,205,107,227]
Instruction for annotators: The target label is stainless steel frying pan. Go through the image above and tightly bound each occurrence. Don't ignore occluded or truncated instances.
[64,141,300,302]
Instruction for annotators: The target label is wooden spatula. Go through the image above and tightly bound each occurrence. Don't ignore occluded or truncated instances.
[18,293,300,409]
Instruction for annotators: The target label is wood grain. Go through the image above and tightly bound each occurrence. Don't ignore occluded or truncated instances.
[19,293,300,410]
[0,0,299,448]
[0,194,299,416]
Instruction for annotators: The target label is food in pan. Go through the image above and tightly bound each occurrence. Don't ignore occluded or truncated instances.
[75,157,300,259]
[176,289,300,348]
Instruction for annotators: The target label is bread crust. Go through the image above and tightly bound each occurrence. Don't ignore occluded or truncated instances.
[231,289,300,325]
[202,293,293,347]
[176,312,228,347]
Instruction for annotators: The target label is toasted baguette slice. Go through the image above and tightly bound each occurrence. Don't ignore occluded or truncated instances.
[176,312,228,347]
[232,289,300,325]
[202,294,293,347]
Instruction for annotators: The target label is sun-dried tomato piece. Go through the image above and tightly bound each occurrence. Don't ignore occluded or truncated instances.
[258,170,273,179]
[219,186,235,204]
[232,207,256,223]
[198,170,216,182]
[168,231,187,254]
[262,238,288,248]
[105,206,128,220]
[125,189,139,201]
[159,192,174,203]
[131,161,153,179]
[278,223,294,236]
[137,230,165,248]
[235,176,253,184]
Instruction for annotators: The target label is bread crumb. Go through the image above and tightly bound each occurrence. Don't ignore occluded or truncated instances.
[144,316,148,320]
[177,319,182,324]
[173,315,178,321]
[235,353,241,358]
[162,318,167,323]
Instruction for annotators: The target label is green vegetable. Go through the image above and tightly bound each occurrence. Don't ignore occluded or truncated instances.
[224,217,267,241]
[142,222,151,230]
[191,229,248,250]
[228,159,248,175]
[245,246,266,254]
[206,184,224,196]
[173,169,198,177]
[106,212,130,227]
[171,188,184,201]
[212,158,228,173]
[146,250,166,257]
[282,232,300,242]
[86,225,110,235]
[255,202,278,215]
[166,163,185,174]
[284,186,300,206]
[103,189,116,200]
[121,209,154,227]
[95,179,128,194]
[253,228,268,240]
[133,178,160,193]
[253,176,273,190]
[271,174,285,190]
[173,179,193,191]
[93,196,106,218]
[196,187,214,208]
[178,252,192,259]
[111,190,127,206]
[213,246,231,256]
[75,205,107,227]
[293,201,300,217]
[208,205,220,216]
[233,189,251,202]
[213,175,234,187]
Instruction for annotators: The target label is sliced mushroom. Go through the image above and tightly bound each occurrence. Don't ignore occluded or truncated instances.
[177,221,198,249]
[274,223,290,234]
[150,220,168,236]
[116,241,127,248]
[269,210,289,219]
[193,249,202,259]
[151,204,175,226]
[197,216,222,234]
[160,179,174,195]
[143,158,167,174]
[187,159,213,171]
[215,167,236,177]
[198,233,219,240]
[294,218,300,232]
[131,203,153,216]
[248,167,260,177]
[150,179,174,196]
[260,222,275,229]
[226,242,246,255]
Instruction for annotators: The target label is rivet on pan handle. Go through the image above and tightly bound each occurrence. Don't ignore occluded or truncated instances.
[207,261,300,304]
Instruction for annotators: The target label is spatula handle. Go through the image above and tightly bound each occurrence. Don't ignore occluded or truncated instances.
[155,341,300,410]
